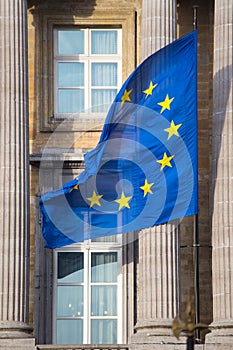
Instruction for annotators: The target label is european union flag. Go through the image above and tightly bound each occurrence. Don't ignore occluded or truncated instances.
[40,31,198,248]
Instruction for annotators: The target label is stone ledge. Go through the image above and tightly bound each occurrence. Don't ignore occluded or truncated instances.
[129,345,204,350]
[0,338,35,350]
[36,346,128,350]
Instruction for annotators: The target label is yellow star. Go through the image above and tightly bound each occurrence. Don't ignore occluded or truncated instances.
[114,192,132,211]
[157,152,174,170]
[164,120,182,140]
[140,179,154,197]
[143,81,158,98]
[158,94,174,113]
[69,184,79,193]
[121,89,133,106]
[86,191,103,208]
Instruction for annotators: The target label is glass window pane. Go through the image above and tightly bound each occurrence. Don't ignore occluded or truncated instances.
[58,252,84,283]
[92,235,118,243]
[58,89,84,113]
[57,286,83,317]
[92,63,117,86]
[91,30,117,54]
[91,252,117,282]
[58,63,84,87]
[57,319,83,344]
[91,89,117,113]
[58,30,84,55]
[91,319,117,344]
[91,286,117,316]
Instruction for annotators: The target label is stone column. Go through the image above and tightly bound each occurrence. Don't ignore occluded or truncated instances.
[132,225,181,346]
[206,0,233,348]
[130,1,181,348]
[141,0,176,60]
[0,0,35,348]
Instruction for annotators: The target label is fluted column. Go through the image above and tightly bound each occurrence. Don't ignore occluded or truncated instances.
[206,0,233,347]
[134,224,180,342]
[131,1,180,347]
[0,0,35,348]
[141,0,176,60]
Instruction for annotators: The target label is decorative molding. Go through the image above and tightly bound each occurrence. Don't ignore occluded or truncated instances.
[29,8,137,131]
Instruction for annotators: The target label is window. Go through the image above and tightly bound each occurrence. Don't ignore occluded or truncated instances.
[54,28,122,118]
[53,236,122,344]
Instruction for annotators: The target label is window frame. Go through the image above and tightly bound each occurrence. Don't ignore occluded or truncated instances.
[53,27,122,120]
[53,236,123,345]
[36,10,136,132]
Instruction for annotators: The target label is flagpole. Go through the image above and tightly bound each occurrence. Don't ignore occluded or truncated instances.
[194,214,200,342]
[193,5,198,30]
[193,4,200,344]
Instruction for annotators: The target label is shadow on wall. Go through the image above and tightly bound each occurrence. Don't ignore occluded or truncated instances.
[28,0,97,17]
[212,63,233,203]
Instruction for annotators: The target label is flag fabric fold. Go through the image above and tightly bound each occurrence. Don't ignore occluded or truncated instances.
[40,30,198,248]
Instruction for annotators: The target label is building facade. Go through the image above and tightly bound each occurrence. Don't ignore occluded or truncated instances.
[0,0,232,349]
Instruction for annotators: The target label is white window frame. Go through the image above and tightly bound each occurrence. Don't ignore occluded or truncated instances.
[53,27,122,120]
[53,236,123,345]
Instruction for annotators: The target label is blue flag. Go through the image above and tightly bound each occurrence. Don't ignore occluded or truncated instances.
[40,31,198,248]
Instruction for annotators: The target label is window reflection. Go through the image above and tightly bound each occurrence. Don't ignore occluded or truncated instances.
[91,252,117,282]
[57,319,83,344]
[58,252,84,283]
[58,30,84,55]
[57,285,84,317]
[91,319,117,344]
[91,285,117,316]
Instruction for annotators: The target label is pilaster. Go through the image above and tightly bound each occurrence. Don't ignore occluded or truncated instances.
[0,0,35,348]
